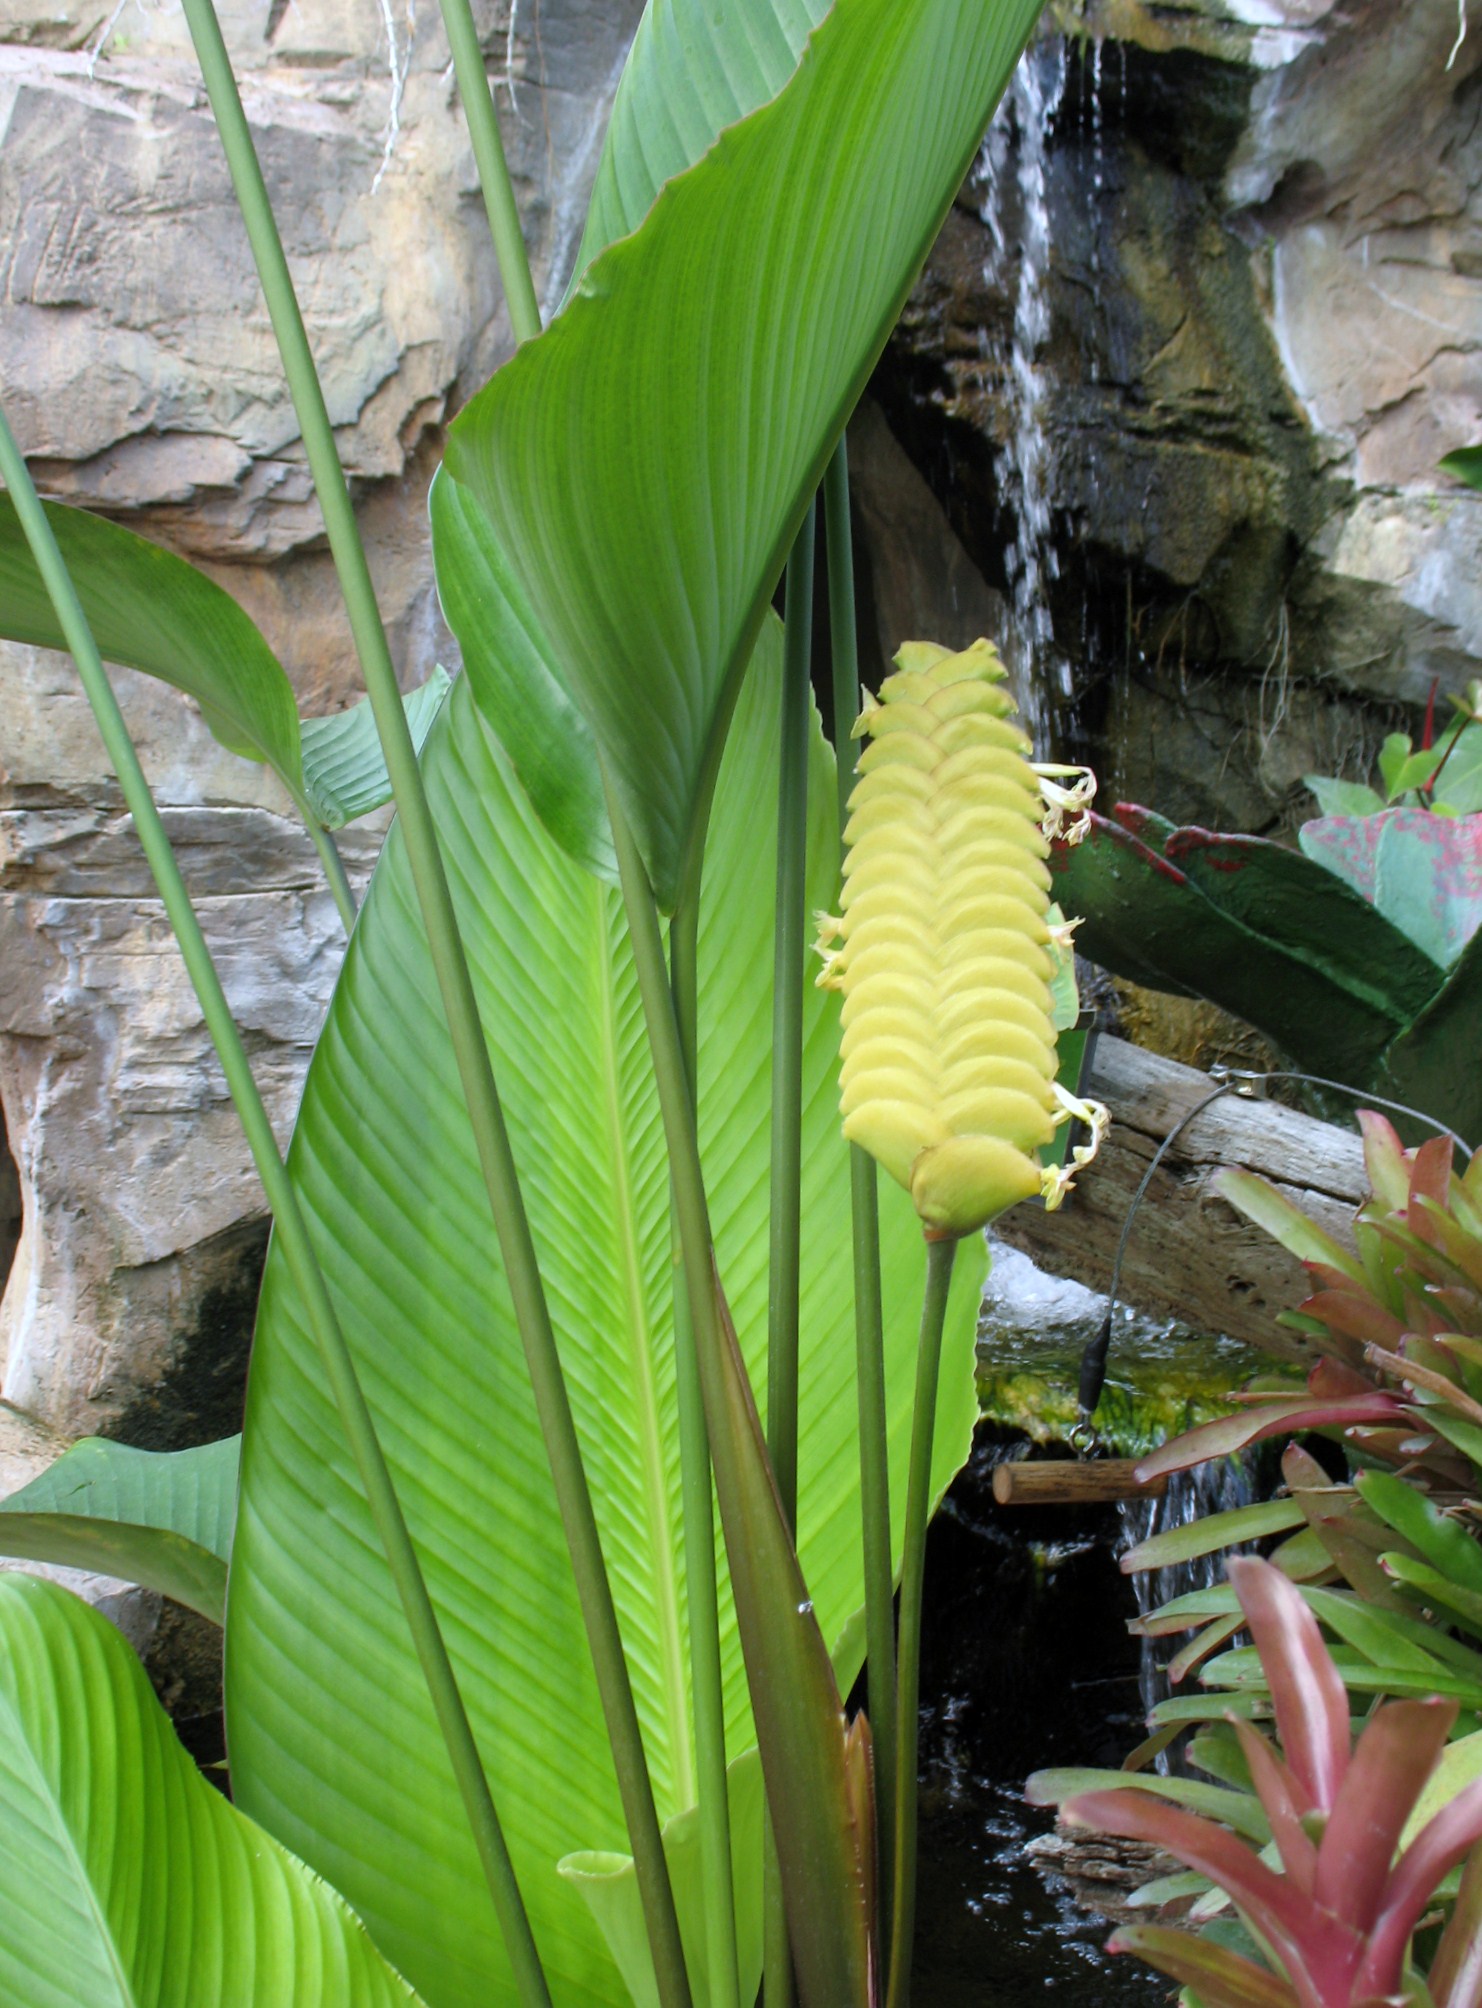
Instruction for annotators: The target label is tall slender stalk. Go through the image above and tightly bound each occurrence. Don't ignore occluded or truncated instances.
[823,440,896,1930]
[306,819,359,934]
[768,501,815,1529]
[885,1235,959,2008]
[607,765,873,2008]
[668,899,741,2008]
[763,502,816,2008]
[0,406,552,2008]
[176,8,690,1998]
[433,0,542,343]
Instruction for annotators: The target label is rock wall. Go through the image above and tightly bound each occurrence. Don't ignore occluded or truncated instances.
[0,0,640,1472]
[2,0,1479,1487]
[861,0,1482,832]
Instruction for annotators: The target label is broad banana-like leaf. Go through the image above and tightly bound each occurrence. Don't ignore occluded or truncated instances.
[428,470,612,879]
[574,0,818,279]
[1378,924,1482,1147]
[300,668,454,829]
[0,1434,238,1625]
[0,492,307,806]
[445,0,1043,909]
[226,632,981,2005]
[433,0,828,880]
[0,1572,423,2005]
[559,1750,765,2008]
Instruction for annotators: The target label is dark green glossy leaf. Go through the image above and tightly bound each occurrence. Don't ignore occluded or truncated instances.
[1165,825,1442,1023]
[1440,446,1482,493]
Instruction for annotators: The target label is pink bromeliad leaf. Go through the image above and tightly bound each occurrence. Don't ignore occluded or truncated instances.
[1428,1847,1482,2008]
[1060,1788,1340,1990]
[1228,1559,1349,1815]
[1105,1924,1299,2008]
[1357,1776,1482,1997]
[1134,1387,1407,1483]
[1313,1697,1455,1935]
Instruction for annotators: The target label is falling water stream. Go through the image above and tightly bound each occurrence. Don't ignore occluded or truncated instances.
[975,34,1072,751]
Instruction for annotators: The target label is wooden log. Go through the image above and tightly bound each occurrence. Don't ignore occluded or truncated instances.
[995,1035,1368,1367]
[991,1457,1168,1506]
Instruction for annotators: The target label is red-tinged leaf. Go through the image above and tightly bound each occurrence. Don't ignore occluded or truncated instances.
[1314,1699,1456,1932]
[1426,1845,1482,2008]
[1362,1112,1414,1213]
[1409,1135,1455,1212]
[702,1277,874,2007]
[1105,1924,1299,2008]
[1410,1199,1482,1293]
[1232,1719,1318,1890]
[1169,1616,1245,1684]
[1217,1170,1367,1283]
[1062,1789,1336,1981]
[1369,1344,1482,1426]
[1360,1778,1482,1998]
[1302,1290,1409,1353]
[1310,1358,1386,1402]
[1228,1559,1350,1813]
[1135,1398,1405,1484]
[1282,1442,1338,1494]
[1026,1770,1271,1844]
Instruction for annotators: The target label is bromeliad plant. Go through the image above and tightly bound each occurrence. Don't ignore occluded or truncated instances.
[0,1,1080,2004]
[1108,1114,1482,1712]
[1028,1116,1482,2005]
[1044,1558,1482,2008]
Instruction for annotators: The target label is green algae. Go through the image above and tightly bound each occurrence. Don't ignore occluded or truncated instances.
[976,1310,1280,1459]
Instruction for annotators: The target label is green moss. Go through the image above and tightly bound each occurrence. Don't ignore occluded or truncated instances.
[976,1321,1280,1459]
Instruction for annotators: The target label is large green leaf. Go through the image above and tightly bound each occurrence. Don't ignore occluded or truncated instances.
[574,0,818,280]
[428,471,612,879]
[225,634,981,2005]
[432,0,828,880]
[0,1435,238,1625]
[1052,813,1427,1087]
[0,493,307,806]
[0,1572,422,2005]
[300,669,453,830]
[445,0,1042,908]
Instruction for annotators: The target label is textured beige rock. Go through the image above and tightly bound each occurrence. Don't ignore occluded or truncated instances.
[0,651,385,1439]
[0,0,641,1471]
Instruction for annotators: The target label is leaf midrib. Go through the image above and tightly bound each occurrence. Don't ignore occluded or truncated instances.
[0,1680,136,2006]
[592,880,694,1812]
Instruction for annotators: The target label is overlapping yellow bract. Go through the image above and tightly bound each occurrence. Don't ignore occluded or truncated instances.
[818,638,1059,1239]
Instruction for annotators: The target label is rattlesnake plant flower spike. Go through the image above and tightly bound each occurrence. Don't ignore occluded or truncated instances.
[816,637,1106,1238]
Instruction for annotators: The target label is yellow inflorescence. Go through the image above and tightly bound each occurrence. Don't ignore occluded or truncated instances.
[818,638,1067,1239]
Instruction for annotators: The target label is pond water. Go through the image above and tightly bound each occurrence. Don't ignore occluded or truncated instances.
[911,1429,1175,2004]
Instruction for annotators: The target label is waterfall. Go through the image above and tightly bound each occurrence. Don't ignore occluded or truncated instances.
[975,35,1070,750]
[1118,1458,1258,1772]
